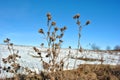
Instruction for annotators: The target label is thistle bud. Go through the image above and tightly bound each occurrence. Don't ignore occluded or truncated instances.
[54,27,59,31]
[4,38,10,43]
[73,14,80,19]
[79,46,83,52]
[3,67,6,70]
[50,36,55,42]
[10,43,13,46]
[85,20,90,25]
[63,26,67,30]
[38,29,44,34]
[46,13,51,20]
[59,40,63,43]
[48,16,51,20]
[40,43,44,47]
[69,46,71,49]
[51,21,56,26]
[46,13,51,17]
[33,47,39,52]
[60,28,64,32]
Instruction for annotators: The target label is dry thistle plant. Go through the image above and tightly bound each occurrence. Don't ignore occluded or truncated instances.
[73,14,90,68]
[31,12,68,79]
[2,38,41,80]
[2,38,21,79]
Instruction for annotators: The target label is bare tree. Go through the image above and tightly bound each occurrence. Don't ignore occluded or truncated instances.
[91,43,100,50]
[114,45,120,50]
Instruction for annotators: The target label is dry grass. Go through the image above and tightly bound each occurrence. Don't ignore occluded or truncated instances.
[0,64,120,80]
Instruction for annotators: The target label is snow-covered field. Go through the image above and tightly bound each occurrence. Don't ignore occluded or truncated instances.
[0,44,120,78]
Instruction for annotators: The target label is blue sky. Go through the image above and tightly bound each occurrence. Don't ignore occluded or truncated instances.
[0,0,120,49]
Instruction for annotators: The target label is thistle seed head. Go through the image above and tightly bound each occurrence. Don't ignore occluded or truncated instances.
[46,53,50,57]
[4,38,10,43]
[3,66,7,70]
[73,14,80,19]
[40,43,44,47]
[51,21,56,26]
[47,13,51,20]
[63,26,67,30]
[69,46,71,49]
[59,40,63,43]
[86,20,90,25]
[7,66,11,70]
[48,16,52,20]
[38,52,41,55]
[54,27,59,31]
[38,29,44,34]
[79,46,83,52]
[10,43,13,46]
[8,55,13,59]
[2,58,7,64]
[50,36,55,41]
[33,47,39,52]
[46,12,51,17]
[60,28,64,32]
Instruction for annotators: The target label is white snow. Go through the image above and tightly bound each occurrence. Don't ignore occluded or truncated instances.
[0,44,120,78]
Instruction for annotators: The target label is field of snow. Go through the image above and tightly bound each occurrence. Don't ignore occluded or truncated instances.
[0,44,120,78]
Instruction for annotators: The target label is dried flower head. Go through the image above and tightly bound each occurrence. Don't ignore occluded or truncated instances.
[54,27,59,31]
[73,14,80,19]
[63,26,67,30]
[2,58,7,64]
[14,54,19,57]
[46,53,50,57]
[50,36,55,41]
[10,43,13,46]
[4,38,10,43]
[79,46,83,52]
[46,13,52,20]
[48,16,52,20]
[38,52,41,55]
[40,43,44,47]
[60,28,64,32]
[3,66,7,70]
[86,20,90,25]
[51,21,56,26]
[33,47,39,52]
[9,70,14,73]
[59,40,63,43]
[69,46,71,49]
[7,66,11,70]
[46,12,51,17]
[8,55,13,59]
[18,56,21,58]
[38,29,44,34]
